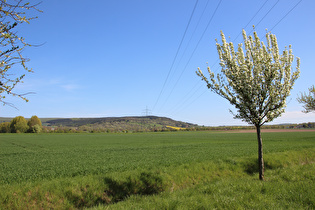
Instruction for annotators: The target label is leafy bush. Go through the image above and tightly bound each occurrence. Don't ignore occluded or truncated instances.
[31,124,42,133]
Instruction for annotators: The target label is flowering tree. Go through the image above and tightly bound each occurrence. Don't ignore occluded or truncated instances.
[297,85,315,113]
[197,28,300,180]
[0,0,41,107]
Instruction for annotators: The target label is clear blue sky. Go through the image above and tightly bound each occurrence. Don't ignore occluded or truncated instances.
[1,0,314,126]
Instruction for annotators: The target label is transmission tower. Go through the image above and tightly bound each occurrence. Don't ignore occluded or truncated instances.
[142,106,152,116]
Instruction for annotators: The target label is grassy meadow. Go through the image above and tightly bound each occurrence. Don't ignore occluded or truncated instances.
[0,131,314,209]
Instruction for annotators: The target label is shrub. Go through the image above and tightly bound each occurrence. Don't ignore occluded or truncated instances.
[31,124,42,133]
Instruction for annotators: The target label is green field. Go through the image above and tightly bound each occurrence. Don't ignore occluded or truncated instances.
[0,131,314,209]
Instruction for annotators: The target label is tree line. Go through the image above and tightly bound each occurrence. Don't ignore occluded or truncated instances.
[0,116,42,133]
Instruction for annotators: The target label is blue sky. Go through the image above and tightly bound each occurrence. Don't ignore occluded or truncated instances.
[1,0,314,126]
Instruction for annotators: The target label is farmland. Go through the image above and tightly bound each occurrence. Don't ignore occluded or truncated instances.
[0,131,314,209]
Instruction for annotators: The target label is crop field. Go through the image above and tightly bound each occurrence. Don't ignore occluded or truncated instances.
[0,131,314,209]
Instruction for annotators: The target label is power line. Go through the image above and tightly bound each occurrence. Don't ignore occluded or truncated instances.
[233,0,269,42]
[152,0,199,111]
[170,83,204,115]
[168,66,220,115]
[171,0,211,78]
[269,0,302,31]
[249,0,280,34]
[158,0,223,112]
[172,89,207,116]
[167,81,202,114]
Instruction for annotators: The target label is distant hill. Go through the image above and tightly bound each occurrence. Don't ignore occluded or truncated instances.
[44,116,196,129]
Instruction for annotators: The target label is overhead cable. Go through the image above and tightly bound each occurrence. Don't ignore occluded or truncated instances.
[249,0,280,34]
[270,0,302,31]
[152,0,199,111]
[158,0,223,113]
[233,0,269,42]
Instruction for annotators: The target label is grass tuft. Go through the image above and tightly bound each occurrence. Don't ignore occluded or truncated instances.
[104,171,165,203]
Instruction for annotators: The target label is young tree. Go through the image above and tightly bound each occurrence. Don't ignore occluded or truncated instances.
[10,116,28,133]
[0,0,41,107]
[297,85,315,113]
[196,28,300,180]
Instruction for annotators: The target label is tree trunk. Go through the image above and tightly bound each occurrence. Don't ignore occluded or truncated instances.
[256,125,264,180]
